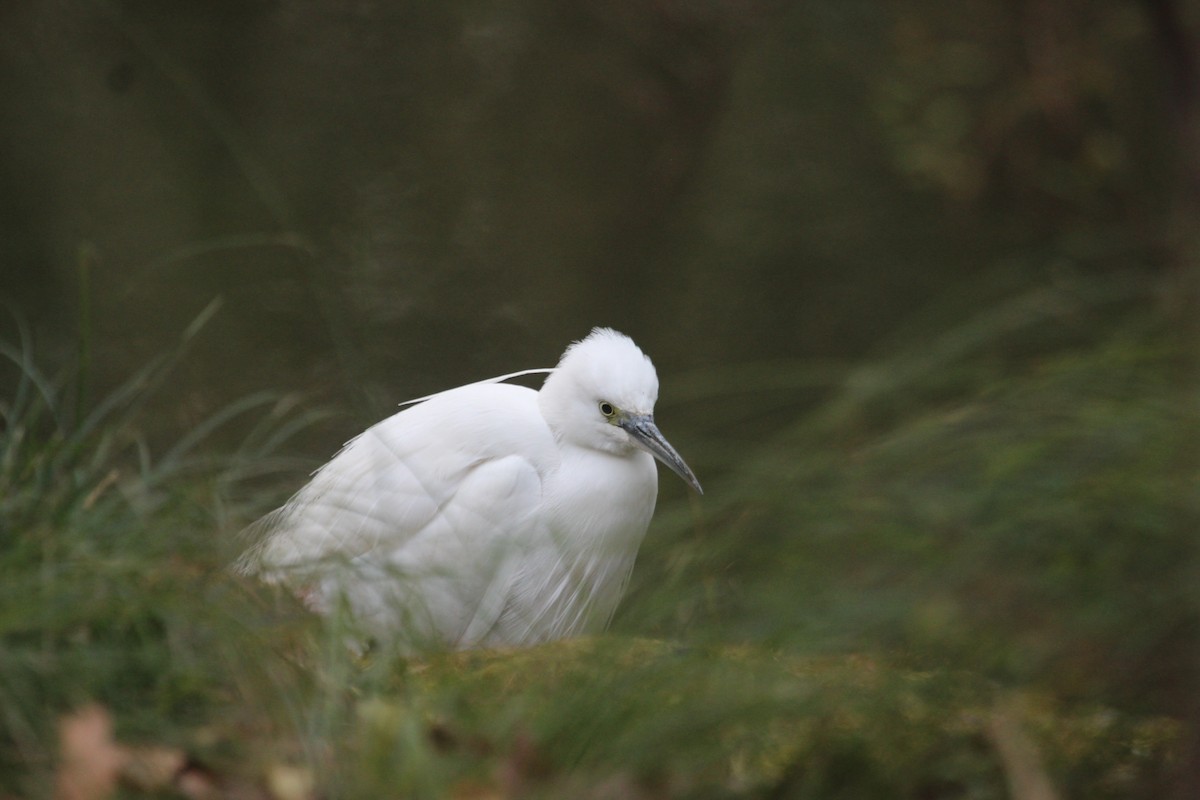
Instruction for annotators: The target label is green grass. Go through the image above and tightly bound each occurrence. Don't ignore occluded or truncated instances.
[0,309,320,795]
[0,276,1192,797]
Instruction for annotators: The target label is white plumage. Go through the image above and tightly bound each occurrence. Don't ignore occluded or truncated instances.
[240,328,701,650]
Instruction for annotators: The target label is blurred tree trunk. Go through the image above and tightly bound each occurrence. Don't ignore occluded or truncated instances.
[1141,2,1200,797]
[1142,0,1200,321]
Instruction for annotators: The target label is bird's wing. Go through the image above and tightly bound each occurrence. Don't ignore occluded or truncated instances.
[245,383,558,644]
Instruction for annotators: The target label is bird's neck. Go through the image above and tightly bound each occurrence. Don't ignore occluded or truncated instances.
[546,445,657,543]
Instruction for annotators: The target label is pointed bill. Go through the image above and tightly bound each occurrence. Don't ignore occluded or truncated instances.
[620,414,703,495]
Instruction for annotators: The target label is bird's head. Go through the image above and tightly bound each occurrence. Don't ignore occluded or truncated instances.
[539,328,702,494]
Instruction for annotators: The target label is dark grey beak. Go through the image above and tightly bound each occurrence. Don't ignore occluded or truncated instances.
[620,414,703,495]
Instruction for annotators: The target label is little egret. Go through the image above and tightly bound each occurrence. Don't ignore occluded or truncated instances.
[240,328,701,650]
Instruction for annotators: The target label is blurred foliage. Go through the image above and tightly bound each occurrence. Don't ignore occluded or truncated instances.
[624,275,1198,721]
[872,1,1168,246]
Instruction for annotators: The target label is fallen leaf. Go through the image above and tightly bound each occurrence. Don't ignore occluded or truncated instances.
[55,705,128,800]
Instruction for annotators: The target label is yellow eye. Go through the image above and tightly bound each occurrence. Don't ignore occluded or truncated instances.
[598,401,616,418]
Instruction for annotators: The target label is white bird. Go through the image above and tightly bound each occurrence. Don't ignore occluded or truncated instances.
[240,328,702,650]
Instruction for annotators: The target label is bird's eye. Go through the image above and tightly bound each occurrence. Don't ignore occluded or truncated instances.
[598,401,616,418]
